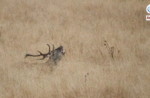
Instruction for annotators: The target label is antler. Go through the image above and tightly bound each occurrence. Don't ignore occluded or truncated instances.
[50,44,55,56]
[25,44,51,60]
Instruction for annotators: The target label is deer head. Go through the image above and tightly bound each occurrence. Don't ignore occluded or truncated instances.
[25,44,65,65]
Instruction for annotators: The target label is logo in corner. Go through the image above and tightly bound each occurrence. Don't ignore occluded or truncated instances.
[146,4,150,14]
[146,15,150,21]
[146,4,150,21]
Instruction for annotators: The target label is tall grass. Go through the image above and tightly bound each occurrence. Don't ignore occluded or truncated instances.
[0,0,150,98]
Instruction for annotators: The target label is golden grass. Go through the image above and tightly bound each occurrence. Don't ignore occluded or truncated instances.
[0,0,150,98]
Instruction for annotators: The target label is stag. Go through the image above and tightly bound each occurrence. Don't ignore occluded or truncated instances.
[25,44,65,65]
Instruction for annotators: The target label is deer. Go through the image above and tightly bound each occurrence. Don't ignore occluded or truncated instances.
[25,44,65,66]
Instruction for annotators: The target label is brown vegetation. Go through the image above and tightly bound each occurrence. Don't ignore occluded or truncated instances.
[0,0,150,98]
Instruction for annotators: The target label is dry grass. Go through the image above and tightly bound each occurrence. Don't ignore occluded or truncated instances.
[0,0,150,98]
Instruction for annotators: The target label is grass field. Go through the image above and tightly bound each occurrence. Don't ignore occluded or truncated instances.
[0,0,150,98]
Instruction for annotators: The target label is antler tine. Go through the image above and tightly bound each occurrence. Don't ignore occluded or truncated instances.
[37,56,46,60]
[38,51,42,55]
[53,44,55,51]
[47,44,51,54]
[24,53,28,58]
